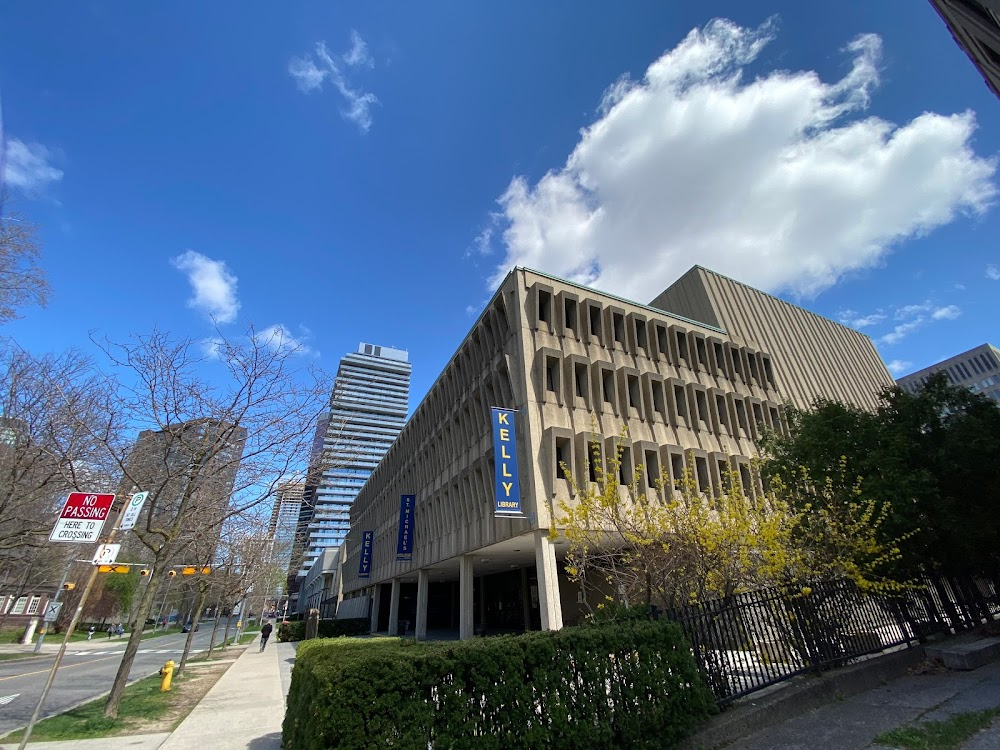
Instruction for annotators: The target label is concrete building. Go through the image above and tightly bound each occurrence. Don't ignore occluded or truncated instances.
[930,0,1000,98]
[896,343,1000,402]
[334,266,893,640]
[297,344,411,581]
[299,547,343,619]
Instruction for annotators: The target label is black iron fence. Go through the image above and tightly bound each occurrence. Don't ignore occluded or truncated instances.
[667,574,1000,706]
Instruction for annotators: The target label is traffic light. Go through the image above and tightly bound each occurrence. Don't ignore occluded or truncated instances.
[167,570,177,578]
[63,582,76,591]
[140,569,151,577]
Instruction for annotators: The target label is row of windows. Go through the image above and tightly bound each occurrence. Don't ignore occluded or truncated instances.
[0,594,41,615]
[533,284,778,392]
[904,351,999,391]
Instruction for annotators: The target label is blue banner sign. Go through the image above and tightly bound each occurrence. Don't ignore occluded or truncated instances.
[491,407,523,516]
[396,494,415,561]
[358,530,374,579]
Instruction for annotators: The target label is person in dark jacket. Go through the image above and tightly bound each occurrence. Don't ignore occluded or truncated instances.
[259,620,273,651]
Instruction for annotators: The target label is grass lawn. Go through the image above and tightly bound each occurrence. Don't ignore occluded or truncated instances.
[875,707,1000,750]
[236,632,257,645]
[1,674,173,742]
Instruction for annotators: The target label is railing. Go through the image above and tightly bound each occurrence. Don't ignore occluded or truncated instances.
[666,574,1000,706]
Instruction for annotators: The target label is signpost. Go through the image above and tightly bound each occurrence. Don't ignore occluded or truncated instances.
[117,491,148,531]
[91,544,121,565]
[48,493,115,543]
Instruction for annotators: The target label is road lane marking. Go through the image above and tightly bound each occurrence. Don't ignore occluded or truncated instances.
[0,654,124,682]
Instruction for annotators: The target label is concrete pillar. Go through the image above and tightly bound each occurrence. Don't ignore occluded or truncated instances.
[459,555,474,640]
[520,567,532,631]
[534,530,564,631]
[369,584,382,633]
[415,570,429,641]
[388,578,401,636]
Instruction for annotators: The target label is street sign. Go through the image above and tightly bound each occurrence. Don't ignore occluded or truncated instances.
[118,491,149,531]
[43,601,62,622]
[91,544,121,565]
[97,565,131,574]
[48,493,116,543]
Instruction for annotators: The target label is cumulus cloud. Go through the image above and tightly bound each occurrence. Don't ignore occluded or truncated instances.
[886,359,912,376]
[171,251,241,324]
[3,138,63,193]
[486,18,997,302]
[289,33,379,132]
[874,300,961,346]
[987,264,1000,281]
[838,309,886,329]
[256,323,315,356]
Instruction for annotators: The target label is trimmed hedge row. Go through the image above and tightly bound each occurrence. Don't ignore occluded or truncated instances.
[277,618,369,642]
[283,620,715,750]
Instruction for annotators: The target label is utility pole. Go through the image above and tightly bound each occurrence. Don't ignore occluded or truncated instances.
[19,496,123,750]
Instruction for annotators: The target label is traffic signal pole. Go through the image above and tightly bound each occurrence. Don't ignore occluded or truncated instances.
[18,507,125,750]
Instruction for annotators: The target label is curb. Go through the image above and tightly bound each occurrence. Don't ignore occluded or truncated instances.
[684,645,928,750]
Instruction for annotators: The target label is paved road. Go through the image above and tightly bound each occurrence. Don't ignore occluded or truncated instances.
[0,627,232,737]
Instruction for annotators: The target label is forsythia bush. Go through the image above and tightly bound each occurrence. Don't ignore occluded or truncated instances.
[282,620,715,750]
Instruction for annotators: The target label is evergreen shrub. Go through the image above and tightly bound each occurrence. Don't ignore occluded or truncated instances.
[278,618,369,642]
[283,619,714,750]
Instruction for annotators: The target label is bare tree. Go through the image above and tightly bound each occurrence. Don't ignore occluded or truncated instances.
[0,192,49,323]
[81,325,330,718]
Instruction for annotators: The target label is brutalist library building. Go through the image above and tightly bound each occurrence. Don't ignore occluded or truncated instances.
[333,265,893,640]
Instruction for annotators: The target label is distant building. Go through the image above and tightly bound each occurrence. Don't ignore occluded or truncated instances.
[268,481,305,576]
[336,266,893,641]
[930,0,1000,98]
[300,547,343,619]
[896,343,1000,402]
[297,344,411,582]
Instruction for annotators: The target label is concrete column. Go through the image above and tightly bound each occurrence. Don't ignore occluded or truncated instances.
[415,570,429,641]
[534,530,564,631]
[369,584,382,633]
[459,555,474,640]
[388,578,401,636]
[520,567,532,631]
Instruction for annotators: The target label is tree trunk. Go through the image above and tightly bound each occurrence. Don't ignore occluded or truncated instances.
[176,584,209,677]
[222,610,235,650]
[103,566,162,718]
[207,595,223,657]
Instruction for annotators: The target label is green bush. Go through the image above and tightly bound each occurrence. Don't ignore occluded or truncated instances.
[278,618,369,642]
[283,620,715,750]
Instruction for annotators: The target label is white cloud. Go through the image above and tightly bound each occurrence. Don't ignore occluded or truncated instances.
[3,138,64,192]
[838,309,886,329]
[256,324,315,356]
[486,18,997,302]
[343,30,374,69]
[931,304,961,320]
[987,264,1000,281]
[171,251,241,324]
[200,337,225,359]
[886,359,912,376]
[289,34,379,132]
[879,318,925,346]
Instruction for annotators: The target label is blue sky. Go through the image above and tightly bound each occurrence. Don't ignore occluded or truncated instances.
[1,1,998,408]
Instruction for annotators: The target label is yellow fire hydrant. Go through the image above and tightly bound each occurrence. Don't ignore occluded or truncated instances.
[159,660,175,692]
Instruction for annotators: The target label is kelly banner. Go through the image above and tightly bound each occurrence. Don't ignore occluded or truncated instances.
[491,407,523,516]
[396,494,415,561]
[358,530,374,579]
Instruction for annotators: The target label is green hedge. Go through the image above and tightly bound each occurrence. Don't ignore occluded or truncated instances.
[283,620,715,750]
[278,618,369,642]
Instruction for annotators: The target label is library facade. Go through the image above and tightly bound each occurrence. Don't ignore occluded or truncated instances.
[333,266,893,639]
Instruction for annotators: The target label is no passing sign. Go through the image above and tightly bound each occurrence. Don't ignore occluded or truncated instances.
[49,493,116,543]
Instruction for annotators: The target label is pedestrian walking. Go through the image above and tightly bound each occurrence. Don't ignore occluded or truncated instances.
[87,626,94,640]
[107,625,114,639]
[117,623,124,637]
[259,620,273,652]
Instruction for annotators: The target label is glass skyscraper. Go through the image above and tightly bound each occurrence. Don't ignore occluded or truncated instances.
[298,343,411,577]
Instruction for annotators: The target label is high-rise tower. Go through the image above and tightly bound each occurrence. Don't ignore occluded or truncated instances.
[298,343,410,577]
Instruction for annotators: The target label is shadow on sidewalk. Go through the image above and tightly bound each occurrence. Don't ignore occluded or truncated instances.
[246,731,282,749]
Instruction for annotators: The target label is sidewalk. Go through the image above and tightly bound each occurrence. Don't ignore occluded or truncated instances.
[0,636,295,750]
[728,659,1000,749]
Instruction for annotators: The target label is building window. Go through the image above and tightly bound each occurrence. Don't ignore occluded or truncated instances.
[574,362,588,399]
[656,326,670,363]
[555,437,571,481]
[651,381,666,418]
[635,320,648,351]
[618,445,633,485]
[588,442,603,483]
[752,403,765,431]
[675,330,689,366]
[588,305,603,342]
[626,375,640,410]
[612,313,626,347]
[26,596,41,615]
[695,390,710,426]
[731,347,745,381]
[545,356,559,395]
[670,453,685,490]
[644,450,659,489]
[739,464,753,496]
[696,338,710,371]
[762,356,776,389]
[735,399,749,435]
[564,298,578,334]
[716,394,729,432]
[602,370,614,405]
[11,596,27,615]
[537,289,552,325]
[674,385,687,419]
[695,456,710,494]
[713,342,727,378]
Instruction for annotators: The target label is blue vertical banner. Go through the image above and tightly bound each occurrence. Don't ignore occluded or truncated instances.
[358,530,374,579]
[396,494,415,561]
[491,407,523,516]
